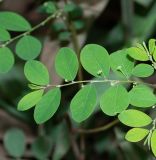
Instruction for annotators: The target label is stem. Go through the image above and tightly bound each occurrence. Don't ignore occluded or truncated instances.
[0,10,63,48]
[65,114,81,160]
[76,119,119,134]
[44,79,156,89]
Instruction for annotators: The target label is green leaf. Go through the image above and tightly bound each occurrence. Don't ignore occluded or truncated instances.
[64,2,77,12]
[0,12,31,31]
[80,44,110,77]
[127,47,149,61]
[52,22,66,32]
[55,47,79,81]
[58,31,71,41]
[73,20,84,30]
[31,136,52,159]
[70,84,97,122]
[24,60,49,85]
[132,64,154,77]
[0,47,14,73]
[34,88,61,124]
[129,84,156,107]
[4,128,26,158]
[150,39,156,61]
[0,28,11,41]
[18,89,44,111]
[110,49,134,78]
[52,122,70,160]
[125,128,149,142]
[148,39,156,54]
[43,1,56,14]
[118,109,152,127]
[100,85,129,116]
[16,35,42,60]
[151,130,156,157]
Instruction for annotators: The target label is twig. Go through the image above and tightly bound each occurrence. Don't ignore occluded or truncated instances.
[44,79,156,89]
[0,10,63,48]
[75,119,119,134]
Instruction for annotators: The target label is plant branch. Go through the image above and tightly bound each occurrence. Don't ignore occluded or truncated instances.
[0,10,63,48]
[75,119,119,134]
[44,79,156,89]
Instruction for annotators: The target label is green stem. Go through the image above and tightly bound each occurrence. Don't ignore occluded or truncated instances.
[0,10,63,48]
[44,79,156,89]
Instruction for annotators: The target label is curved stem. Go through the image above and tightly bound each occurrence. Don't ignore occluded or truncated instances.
[75,119,119,134]
[0,10,63,48]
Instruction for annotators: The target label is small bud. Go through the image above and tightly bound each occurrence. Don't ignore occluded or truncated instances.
[97,69,102,76]
[65,79,69,82]
[110,81,119,86]
[152,105,156,109]
[116,66,122,70]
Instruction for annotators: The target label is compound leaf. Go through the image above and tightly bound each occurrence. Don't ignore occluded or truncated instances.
[100,85,129,116]
[118,109,152,127]
[70,84,97,122]
[80,44,110,77]
[24,60,49,85]
[55,47,79,81]
[16,35,42,60]
[34,88,61,124]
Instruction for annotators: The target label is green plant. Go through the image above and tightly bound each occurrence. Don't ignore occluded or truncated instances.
[1,1,156,159]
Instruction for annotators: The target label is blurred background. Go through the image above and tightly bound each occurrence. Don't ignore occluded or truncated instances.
[0,0,156,159]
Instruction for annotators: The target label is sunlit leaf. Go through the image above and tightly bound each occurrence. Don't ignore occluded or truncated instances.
[151,130,156,157]
[24,60,49,85]
[125,128,149,142]
[132,64,154,77]
[118,109,152,127]
[18,89,44,111]
[127,47,149,61]
[129,84,156,107]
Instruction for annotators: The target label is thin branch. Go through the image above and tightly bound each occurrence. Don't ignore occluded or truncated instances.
[44,79,156,89]
[0,10,63,48]
[75,119,119,134]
